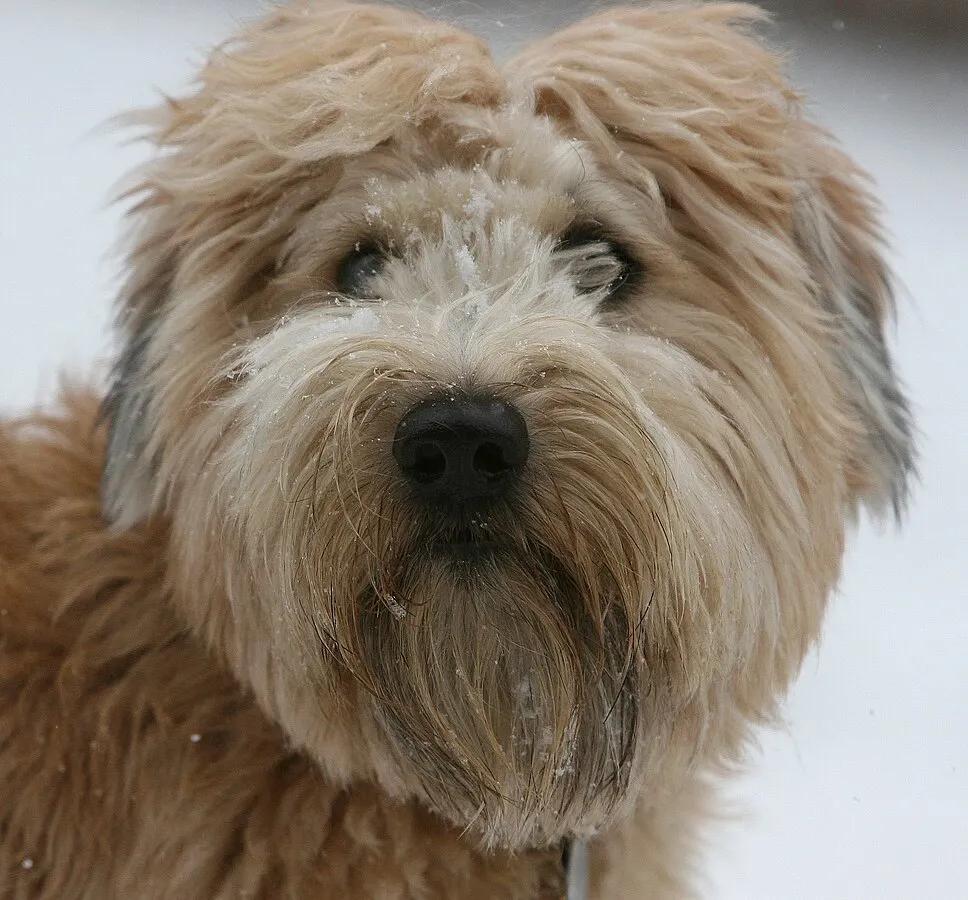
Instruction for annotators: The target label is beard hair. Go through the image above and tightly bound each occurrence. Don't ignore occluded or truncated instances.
[327,504,643,849]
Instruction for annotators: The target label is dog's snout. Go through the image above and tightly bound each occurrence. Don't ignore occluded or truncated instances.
[393,396,529,505]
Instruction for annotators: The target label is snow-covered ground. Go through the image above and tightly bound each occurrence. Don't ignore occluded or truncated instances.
[2,3,965,897]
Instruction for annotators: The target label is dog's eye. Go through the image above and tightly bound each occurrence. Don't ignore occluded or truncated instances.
[337,244,386,297]
[556,226,639,305]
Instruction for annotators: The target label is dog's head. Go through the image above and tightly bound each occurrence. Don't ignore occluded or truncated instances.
[102,2,912,848]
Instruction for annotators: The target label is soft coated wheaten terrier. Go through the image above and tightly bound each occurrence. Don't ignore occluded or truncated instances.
[0,3,913,897]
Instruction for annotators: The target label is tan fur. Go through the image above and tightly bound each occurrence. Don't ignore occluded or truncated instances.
[1,3,911,897]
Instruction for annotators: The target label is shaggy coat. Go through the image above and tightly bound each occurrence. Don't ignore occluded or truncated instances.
[1,3,910,897]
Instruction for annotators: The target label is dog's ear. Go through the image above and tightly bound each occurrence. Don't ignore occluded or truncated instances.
[101,225,172,527]
[791,137,914,515]
[507,4,795,232]
[508,3,913,514]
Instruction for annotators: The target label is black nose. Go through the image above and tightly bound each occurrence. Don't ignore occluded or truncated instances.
[393,396,529,505]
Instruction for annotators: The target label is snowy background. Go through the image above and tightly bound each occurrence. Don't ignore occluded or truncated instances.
[1,2,965,896]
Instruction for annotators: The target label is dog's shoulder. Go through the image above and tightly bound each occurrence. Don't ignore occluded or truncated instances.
[0,386,114,653]
[0,387,104,564]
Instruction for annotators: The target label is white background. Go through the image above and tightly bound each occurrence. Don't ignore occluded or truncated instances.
[1,3,965,897]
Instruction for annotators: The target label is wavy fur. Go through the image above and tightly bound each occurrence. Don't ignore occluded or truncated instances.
[3,3,910,897]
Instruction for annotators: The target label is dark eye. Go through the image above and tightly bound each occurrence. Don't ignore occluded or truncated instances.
[556,225,640,305]
[336,244,386,297]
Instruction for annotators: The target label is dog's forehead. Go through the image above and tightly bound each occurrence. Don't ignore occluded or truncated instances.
[281,109,658,281]
[359,167,575,248]
[346,113,592,241]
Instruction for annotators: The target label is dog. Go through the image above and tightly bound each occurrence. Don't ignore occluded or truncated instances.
[0,2,913,897]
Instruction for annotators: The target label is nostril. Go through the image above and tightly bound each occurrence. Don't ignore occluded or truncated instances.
[473,441,512,480]
[409,441,447,484]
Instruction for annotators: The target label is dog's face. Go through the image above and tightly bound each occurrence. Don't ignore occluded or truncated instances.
[102,3,912,848]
